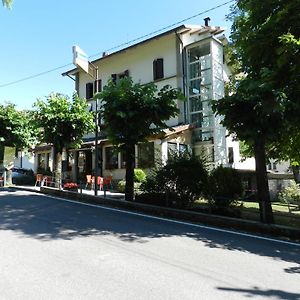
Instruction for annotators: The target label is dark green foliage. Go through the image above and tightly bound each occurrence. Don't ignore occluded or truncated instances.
[140,152,209,208]
[209,166,243,208]
[134,169,146,183]
[212,0,300,223]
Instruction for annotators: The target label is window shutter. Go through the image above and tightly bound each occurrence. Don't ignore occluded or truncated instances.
[153,58,164,80]
[228,147,234,164]
[111,74,117,84]
[86,82,93,99]
[94,79,102,93]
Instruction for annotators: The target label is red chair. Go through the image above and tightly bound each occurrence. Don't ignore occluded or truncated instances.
[103,176,113,190]
[35,174,43,186]
[96,176,103,190]
[85,175,93,189]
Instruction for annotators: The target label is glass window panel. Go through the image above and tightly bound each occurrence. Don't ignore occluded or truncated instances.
[201,69,212,85]
[105,147,118,169]
[189,62,201,79]
[200,85,212,100]
[179,144,188,153]
[189,79,201,95]
[201,115,214,128]
[192,129,214,142]
[188,43,210,62]
[138,142,154,168]
[213,60,223,78]
[189,96,202,112]
[167,142,177,156]
[201,100,212,115]
[200,54,211,69]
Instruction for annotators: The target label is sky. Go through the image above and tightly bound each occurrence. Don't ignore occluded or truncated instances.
[0,0,234,110]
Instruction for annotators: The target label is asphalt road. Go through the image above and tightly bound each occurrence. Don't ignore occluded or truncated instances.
[0,189,300,300]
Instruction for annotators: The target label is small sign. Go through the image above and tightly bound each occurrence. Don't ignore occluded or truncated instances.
[73,45,89,74]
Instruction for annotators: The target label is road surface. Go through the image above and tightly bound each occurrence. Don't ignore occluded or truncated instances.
[0,189,299,299]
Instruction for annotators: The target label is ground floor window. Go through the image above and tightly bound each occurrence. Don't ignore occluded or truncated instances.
[105,147,118,170]
[138,142,154,168]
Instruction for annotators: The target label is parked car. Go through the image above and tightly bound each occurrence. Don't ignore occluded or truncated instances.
[12,167,35,185]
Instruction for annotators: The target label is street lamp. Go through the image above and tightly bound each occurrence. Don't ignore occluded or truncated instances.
[73,45,100,196]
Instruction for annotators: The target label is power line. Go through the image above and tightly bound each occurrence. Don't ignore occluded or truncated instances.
[89,0,235,59]
[0,0,234,89]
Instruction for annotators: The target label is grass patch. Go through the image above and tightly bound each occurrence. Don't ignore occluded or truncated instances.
[192,198,300,229]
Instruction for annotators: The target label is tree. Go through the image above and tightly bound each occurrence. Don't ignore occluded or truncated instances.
[0,103,37,149]
[99,77,183,201]
[33,93,94,178]
[2,0,13,8]
[213,0,300,223]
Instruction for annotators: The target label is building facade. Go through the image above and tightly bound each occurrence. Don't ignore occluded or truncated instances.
[60,23,237,181]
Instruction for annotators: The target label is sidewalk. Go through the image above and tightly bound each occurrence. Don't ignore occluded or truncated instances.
[13,185,125,200]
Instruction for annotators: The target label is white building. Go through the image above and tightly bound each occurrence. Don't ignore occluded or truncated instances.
[59,23,240,181]
[60,22,237,181]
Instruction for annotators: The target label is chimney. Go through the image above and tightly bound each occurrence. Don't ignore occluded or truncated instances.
[204,17,211,26]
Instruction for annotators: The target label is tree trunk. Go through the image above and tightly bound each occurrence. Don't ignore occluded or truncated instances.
[125,144,135,201]
[254,138,274,223]
[292,165,300,183]
[52,147,62,189]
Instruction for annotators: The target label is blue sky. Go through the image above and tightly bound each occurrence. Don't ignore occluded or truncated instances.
[0,0,234,110]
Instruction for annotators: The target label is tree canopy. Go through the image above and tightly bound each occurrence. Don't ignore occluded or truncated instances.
[213,0,300,223]
[0,103,37,149]
[33,93,94,154]
[2,0,13,8]
[99,77,183,201]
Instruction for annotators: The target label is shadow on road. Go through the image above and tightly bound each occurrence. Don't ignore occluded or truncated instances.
[0,190,300,270]
[217,286,300,300]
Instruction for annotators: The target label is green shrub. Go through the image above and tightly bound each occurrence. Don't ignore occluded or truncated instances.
[278,181,300,205]
[117,179,141,193]
[134,168,146,183]
[140,152,209,208]
[209,166,243,208]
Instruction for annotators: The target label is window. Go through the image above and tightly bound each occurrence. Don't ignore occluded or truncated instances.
[111,70,129,84]
[94,79,102,93]
[167,142,177,156]
[228,147,234,164]
[179,144,188,153]
[86,82,93,99]
[138,142,154,168]
[105,147,118,169]
[37,153,45,170]
[153,58,164,80]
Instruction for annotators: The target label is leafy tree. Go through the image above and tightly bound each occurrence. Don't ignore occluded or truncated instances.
[33,93,94,176]
[98,77,183,201]
[2,0,13,8]
[0,103,37,149]
[213,0,300,223]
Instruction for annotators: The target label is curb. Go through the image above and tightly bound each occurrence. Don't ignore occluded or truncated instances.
[11,186,300,242]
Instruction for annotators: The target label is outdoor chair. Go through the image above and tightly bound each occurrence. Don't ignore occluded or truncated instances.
[35,174,43,187]
[96,176,103,191]
[103,175,113,190]
[85,175,93,189]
